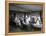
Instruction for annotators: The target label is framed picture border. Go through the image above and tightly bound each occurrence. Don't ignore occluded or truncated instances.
[5,1,45,35]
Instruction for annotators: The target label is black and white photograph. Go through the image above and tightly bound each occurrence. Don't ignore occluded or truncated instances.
[9,3,43,32]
